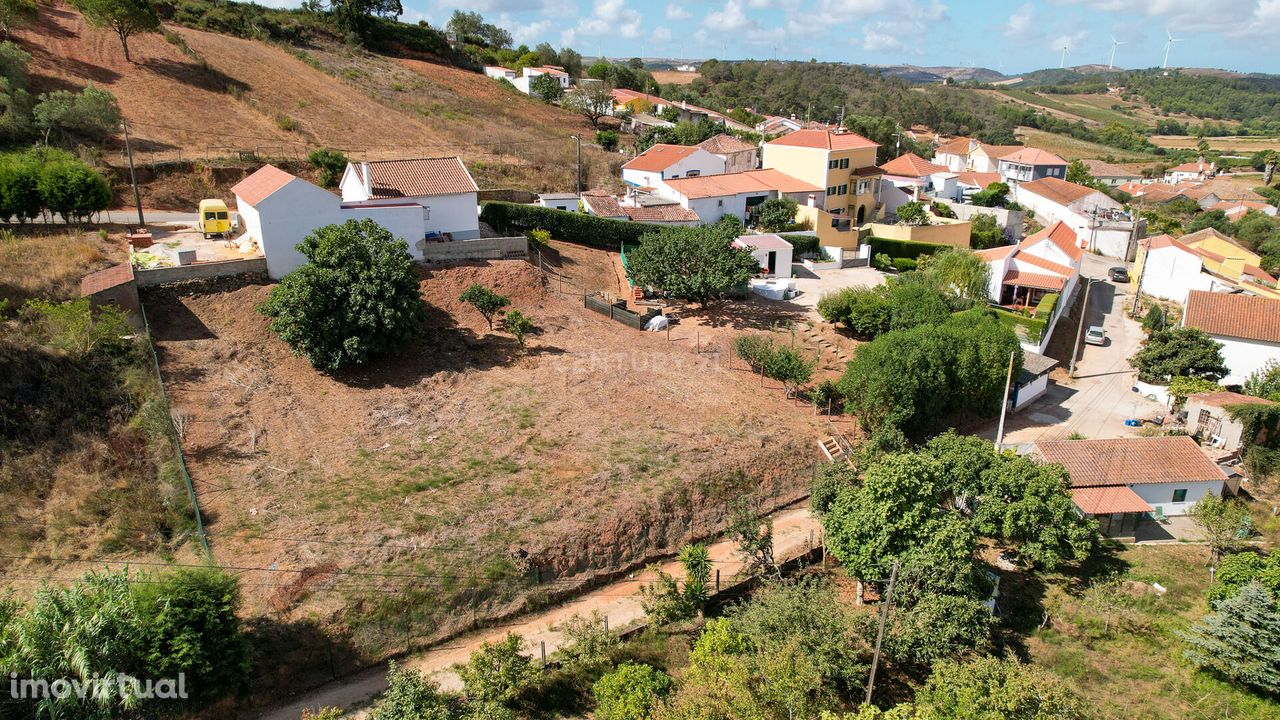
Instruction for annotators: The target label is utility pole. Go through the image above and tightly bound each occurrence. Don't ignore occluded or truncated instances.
[994,348,1016,451]
[122,119,144,228]
[1131,237,1149,316]
[1068,278,1094,378]
[571,135,582,193]
[865,561,899,706]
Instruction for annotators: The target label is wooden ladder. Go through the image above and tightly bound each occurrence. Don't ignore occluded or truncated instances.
[818,436,847,464]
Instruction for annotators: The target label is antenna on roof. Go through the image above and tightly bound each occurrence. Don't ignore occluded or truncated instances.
[1059,40,1071,69]
[1108,36,1126,70]
[1161,29,1183,69]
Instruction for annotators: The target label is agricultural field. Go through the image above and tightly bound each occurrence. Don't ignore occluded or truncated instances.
[145,254,824,672]
[985,88,1230,131]
[652,70,701,85]
[1014,126,1160,162]
[1150,135,1280,153]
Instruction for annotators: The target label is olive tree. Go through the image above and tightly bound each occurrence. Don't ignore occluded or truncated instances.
[70,0,160,63]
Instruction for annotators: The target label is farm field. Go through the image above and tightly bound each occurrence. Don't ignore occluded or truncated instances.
[1150,135,1280,152]
[1014,126,1159,162]
[653,70,701,85]
[145,257,825,669]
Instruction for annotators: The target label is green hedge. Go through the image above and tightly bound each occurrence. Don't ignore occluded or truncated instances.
[1033,292,1060,319]
[780,233,820,257]
[867,237,950,261]
[480,201,669,250]
[993,307,1047,343]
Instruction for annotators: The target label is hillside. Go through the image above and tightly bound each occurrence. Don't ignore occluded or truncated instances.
[15,2,617,196]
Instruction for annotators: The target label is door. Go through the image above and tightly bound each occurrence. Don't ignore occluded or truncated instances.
[766,251,777,275]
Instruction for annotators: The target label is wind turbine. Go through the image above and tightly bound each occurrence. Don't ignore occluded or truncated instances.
[1108,36,1126,70]
[1161,30,1183,69]
[1059,40,1071,69]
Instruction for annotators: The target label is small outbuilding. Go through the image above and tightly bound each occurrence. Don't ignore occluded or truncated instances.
[1010,351,1057,411]
[733,234,793,278]
[1184,391,1278,453]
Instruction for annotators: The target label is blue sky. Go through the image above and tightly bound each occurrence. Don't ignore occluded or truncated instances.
[267,1,1280,74]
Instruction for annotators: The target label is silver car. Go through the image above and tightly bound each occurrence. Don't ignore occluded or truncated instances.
[1085,325,1106,345]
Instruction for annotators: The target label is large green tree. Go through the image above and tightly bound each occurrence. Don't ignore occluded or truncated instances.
[259,219,427,371]
[626,224,760,304]
[1180,584,1280,695]
[1132,327,1228,383]
[70,0,160,63]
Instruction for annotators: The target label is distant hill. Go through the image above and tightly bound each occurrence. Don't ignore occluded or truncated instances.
[872,64,1005,83]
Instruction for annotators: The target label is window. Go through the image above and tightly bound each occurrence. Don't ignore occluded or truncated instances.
[1172,489,1188,503]
[827,186,837,196]
[1198,409,1211,427]
[686,170,700,177]
[717,199,724,207]
[828,159,839,170]
[856,180,870,195]
[216,211,228,220]
[838,184,848,195]
[839,158,850,169]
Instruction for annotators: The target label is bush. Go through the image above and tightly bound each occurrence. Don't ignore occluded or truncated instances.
[524,228,550,248]
[781,233,820,257]
[930,200,956,218]
[459,283,509,331]
[595,129,619,151]
[1142,304,1167,332]
[969,213,1002,249]
[867,236,949,262]
[0,151,40,222]
[734,334,816,389]
[480,201,666,250]
[626,224,760,303]
[307,147,348,188]
[592,663,671,720]
[33,84,121,141]
[872,252,893,271]
[36,158,112,223]
[891,256,917,271]
[1133,327,1228,383]
[258,219,427,371]
[756,197,799,232]
[970,181,1010,207]
[457,633,541,706]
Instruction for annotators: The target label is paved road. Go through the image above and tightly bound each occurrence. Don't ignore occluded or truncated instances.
[988,254,1164,445]
[256,506,822,720]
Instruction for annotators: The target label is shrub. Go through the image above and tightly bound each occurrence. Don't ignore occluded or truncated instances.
[969,213,1002,249]
[524,228,550,248]
[595,129,619,150]
[734,334,816,390]
[372,662,459,720]
[930,201,956,218]
[480,201,666,250]
[1180,584,1280,695]
[780,233,820,257]
[459,283,509,331]
[756,197,799,232]
[501,308,533,348]
[556,610,618,670]
[36,158,112,223]
[872,252,893,271]
[1142,304,1167,333]
[258,219,427,371]
[1133,327,1228,383]
[892,256,917,271]
[626,224,760,303]
[457,633,540,706]
[0,151,40,222]
[276,113,299,131]
[896,201,931,226]
[307,147,348,188]
[970,182,1010,207]
[867,236,948,262]
[33,84,121,141]
[592,663,672,720]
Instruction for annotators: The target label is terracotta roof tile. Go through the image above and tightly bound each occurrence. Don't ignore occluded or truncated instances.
[956,171,1002,188]
[1003,269,1066,291]
[1018,177,1099,206]
[879,152,948,178]
[1184,290,1280,343]
[975,244,1018,261]
[1071,486,1154,515]
[80,263,134,296]
[765,129,878,151]
[977,143,1022,159]
[1021,220,1082,262]
[363,157,478,198]
[1169,161,1212,173]
[1000,148,1067,166]
[581,191,625,218]
[1014,251,1075,278]
[733,233,792,251]
[230,164,296,205]
[1188,391,1277,408]
[1036,436,1228,487]
[621,204,700,223]
[663,169,820,199]
[1081,159,1138,178]
[1198,177,1264,202]
[623,144,703,173]
[696,134,757,155]
[934,137,973,155]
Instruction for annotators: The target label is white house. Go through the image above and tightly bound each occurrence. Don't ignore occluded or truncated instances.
[483,65,516,81]
[1037,436,1231,534]
[1014,177,1135,258]
[1134,235,1223,302]
[1012,351,1058,411]
[1165,159,1215,184]
[878,152,954,215]
[511,65,570,95]
[659,169,821,225]
[621,144,726,192]
[733,234,793,277]
[697,134,759,174]
[339,157,480,240]
[1211,200,1278,221]
[997,147,1067,185]
[1183,290,1280,385]
[933,137,1020,173]
[611,88,669,115]
[231,164,427,279]
[975,220,1081,352]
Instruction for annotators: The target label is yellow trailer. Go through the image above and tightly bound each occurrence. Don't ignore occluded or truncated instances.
[197,199,232,238]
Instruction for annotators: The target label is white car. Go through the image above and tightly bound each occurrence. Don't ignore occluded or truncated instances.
[1085,325,1106,346]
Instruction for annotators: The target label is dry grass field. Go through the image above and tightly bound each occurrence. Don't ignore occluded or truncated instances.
[653,70,701,85]
[1150,135,1280,152]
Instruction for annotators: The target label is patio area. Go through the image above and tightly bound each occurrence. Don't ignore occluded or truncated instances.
[1132,514,1203,544]
[129,224,261,269]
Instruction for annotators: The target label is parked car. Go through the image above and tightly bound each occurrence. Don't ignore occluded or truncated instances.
[1085,325,1106,345]
[1109,266,1130,283]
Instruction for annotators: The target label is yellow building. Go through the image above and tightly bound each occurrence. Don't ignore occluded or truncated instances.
[762,129,883,233]
[1180,228,1268,283]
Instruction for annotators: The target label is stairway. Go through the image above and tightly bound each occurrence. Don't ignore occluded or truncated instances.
[818,436,847,463]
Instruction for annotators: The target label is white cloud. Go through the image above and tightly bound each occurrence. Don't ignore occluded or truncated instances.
[1004,3,1034,38]
[498,14,553,45]
[1055,0,1275,38]
[704,0,753,33]
[654,26,673,43]
[575,0,642,38]
[665,3,690,21]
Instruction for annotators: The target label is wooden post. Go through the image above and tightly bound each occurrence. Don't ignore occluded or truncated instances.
[540,640,546,666]
[715,569,720,591]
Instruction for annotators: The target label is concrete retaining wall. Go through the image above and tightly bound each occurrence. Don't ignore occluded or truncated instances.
[134,258,268,288]
[420,236,528,262]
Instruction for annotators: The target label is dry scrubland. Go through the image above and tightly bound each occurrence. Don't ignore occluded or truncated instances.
[146,253,823,660]
[16,2,621,204]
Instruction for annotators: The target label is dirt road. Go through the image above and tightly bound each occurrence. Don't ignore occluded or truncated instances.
[257,505,822,720]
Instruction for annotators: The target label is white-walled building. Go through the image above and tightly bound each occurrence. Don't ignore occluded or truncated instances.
[538,193,579,211]
[1133,235,1224,302]
[511,65,570,95]
[997,147,1068,184]
[697,134,759,174]
[1014,177,1135,258]
[339,157,480,240]
[878,152,955,216]
[933,137,1020,173]
[1081,159,1142,187]
[975,220,1081,353]
[1037,436,1231,534]
[1165,160,1215,184]
[659,169,821,225]
[232,165,427,279]
[621,144,727,192]
[733,234,793,277]
[483,65,516,81]
[1183,290,1280,385]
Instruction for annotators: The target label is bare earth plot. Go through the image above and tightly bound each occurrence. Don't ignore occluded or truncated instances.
[146,260,823,670]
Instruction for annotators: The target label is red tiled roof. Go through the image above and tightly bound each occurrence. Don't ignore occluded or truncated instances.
[1145,234,1195,254]
[977,143,1022,159]
[612,88,662,107]
[1184,290,1280,343]
[1169,161,1211,173]
[1018,177,1099,206]
[1037,435,1228,487]
[663,169,820,199]
[80,263,134,296]
[622,144,703,172]
[879,152,948,178]
[622,204,700,223]
[765,129,878,151]
[1188,391,1277,408]
[1071,486,1154,515]
[934,136,973,155]
[230,164,296,205]
[364,157,478,198]
[1015,251,1075,278]
[1081,159,1138,178]
[1022,220,1083,262]
[1000,147,1067,166]
[1243,264,1277,283]
[581,191,625,218]
[1003,269,1066,291]
[975,244,1018,261]
[696,134,757,155]
[956,171,1002,188]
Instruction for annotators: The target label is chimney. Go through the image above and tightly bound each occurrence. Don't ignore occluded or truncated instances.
[361,162,371,196]
[807,194,816,207]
